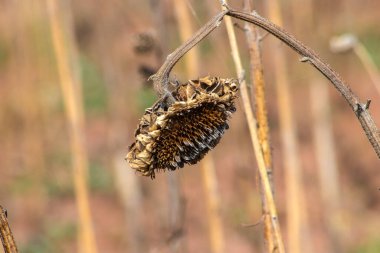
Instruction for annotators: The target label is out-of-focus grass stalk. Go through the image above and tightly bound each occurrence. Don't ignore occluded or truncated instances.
[310,81,342,252]
[289,1,315,252]
[114,154,143,253]
[220,1,285,253]
[353,43,380,95]
[174,0,198,74]
[265,0,304,252]
[200,155,225,253]
[289,0,313,37]
[296,3,339,252]
[174,1,225,252]
[11,2,47,217]
[243,1,276,251]
[46,1,98,253]
[330,34,380,95]
[92,4,144,251]
[0,205,18,253]
[167,173,183,253]
[328,33,380,251]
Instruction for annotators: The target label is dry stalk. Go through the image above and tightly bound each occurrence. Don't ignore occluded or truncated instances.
[173,1,225,252]
[148,5,380,252]
[263,1,304,252]
[46,1,98,253]
[226,9,380,158]
[0,206,18,253]
[150,7,380,158]
[243,1,277,251]
[219,1,286,252]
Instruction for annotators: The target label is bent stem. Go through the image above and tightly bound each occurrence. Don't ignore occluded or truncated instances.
[150,9,228,97]
[151,6,380,163]
[150,6,380,251]
[226,9,380,158]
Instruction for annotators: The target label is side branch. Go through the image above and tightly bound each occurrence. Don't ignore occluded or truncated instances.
[227,9,380,158]
[150,10,228,96]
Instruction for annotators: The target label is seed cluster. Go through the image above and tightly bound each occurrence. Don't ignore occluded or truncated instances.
[126,76,239,178]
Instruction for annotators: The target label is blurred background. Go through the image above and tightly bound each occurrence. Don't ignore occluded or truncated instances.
[0,0,379,252]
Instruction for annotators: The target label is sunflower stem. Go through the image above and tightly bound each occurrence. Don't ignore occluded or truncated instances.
[226,9,380,158]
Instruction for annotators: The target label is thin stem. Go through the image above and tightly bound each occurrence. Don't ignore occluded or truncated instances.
[220,2,286,253]
[0,206,18,253]
[263,1,304,252]
[226,9,380,159]
[150,9,228,96]
[150,7,380,158]
[147,6,380,252]
[243,1,276,251]
[46,1,98,253]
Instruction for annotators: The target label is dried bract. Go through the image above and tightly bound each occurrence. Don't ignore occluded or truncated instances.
[126,76,239,178]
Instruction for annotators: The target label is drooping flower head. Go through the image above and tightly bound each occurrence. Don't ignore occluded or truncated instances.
[126,76,239,178]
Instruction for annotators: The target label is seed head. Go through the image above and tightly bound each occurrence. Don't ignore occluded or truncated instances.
[126,76,239,178]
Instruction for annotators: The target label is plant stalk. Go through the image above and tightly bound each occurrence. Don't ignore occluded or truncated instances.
[46,1,98,253]
[243,1,277,251]
[220,1,286,253]
[0,206,18,253]
[226,9,380,158]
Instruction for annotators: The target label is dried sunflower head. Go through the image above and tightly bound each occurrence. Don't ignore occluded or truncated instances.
[126,76,239,178]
